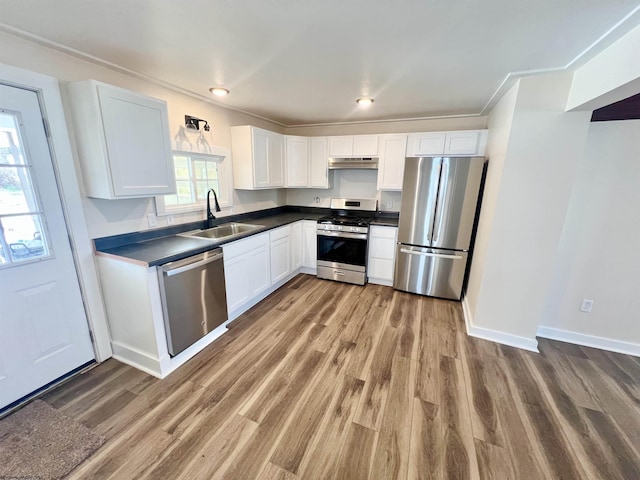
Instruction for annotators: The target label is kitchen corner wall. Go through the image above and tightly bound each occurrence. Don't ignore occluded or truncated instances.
[465,72,592,348]
[539,120,640,352]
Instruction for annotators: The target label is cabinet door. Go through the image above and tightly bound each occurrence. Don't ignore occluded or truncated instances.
[367,226,398,284]
[309,137,329,189]
[285,136,309,187]
[302,220,317,268]
[407,133,446,156]
[224,255,251,313]
[249,244,271,296]
[97,85,174,197]
[352,135,379,156]
[444,131,480,155]
[328,136,353,157]
[253,128,270,188]
[290,221,302,270]
[270,236,290,284]
[268,131,285,187]
[377,134,407,191]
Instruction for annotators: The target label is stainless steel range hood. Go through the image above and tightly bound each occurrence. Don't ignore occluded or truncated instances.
[328,157,379,170]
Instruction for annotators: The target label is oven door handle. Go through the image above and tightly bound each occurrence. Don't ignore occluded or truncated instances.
[317,231,368,240]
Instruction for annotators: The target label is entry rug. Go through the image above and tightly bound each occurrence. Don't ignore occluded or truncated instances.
[0,400,105,480]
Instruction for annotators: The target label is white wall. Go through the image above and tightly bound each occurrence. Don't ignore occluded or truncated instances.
[540,120,640,352]
[0,31,287,238]
[286,170,401,211]
[465,81,520,316]
[465,72,592,349]
[567,22,640,112]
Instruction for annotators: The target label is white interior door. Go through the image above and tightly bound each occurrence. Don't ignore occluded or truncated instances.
[0,83,94,411]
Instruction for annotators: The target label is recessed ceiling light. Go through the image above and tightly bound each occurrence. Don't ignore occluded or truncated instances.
[356,97,374,106]
[209,87,230,97]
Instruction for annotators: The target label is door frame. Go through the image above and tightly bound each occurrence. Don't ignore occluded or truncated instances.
[0,63,112,361]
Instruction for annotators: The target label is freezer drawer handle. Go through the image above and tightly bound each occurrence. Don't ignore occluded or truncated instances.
[334,270,345,276]
[162,252,224,277]
[400,248,462,260]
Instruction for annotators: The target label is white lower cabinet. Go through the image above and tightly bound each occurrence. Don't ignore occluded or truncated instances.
[223,232,271,315]
[290,221,302,270]
[301,220,318,271]
[270,225,292,284]
[367,225,398,286]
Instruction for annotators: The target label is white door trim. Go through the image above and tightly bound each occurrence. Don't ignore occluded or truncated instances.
[0,62,112,361]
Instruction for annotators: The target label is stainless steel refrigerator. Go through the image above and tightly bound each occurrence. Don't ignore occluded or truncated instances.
[394,156,485,300]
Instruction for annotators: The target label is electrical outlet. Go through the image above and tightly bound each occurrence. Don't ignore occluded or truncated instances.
[386,200,393,209]
[166,215,174,225]
[314,196,320,204]
[580,299,594,313]
[147,213,157,228]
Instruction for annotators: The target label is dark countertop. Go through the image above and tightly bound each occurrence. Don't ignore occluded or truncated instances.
[94,206,400,267]
[370,216,399,227]
[95,210,326,267]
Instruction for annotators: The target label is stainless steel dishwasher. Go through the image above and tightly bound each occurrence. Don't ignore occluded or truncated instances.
[158,248,228,356]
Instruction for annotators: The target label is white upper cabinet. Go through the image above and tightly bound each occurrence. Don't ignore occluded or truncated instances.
[309,137,329,188]
[66,80,175,199]
[231,126,284,189]
[377,134,407,191]
[285,136,329,189]
[328,135,379,157]
[407,130,487,157]
[285,136,309,187]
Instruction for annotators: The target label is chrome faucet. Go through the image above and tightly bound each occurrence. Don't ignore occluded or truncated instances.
[206,188,221,229]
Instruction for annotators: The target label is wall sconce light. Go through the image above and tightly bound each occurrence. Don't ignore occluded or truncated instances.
[185,115,210,131]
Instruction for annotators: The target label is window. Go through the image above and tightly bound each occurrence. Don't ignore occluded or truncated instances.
[0,111,51,267]
[155,150,231,215]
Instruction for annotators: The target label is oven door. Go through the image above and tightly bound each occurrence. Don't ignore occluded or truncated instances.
[317,230,368,271]
[317,230,369,285]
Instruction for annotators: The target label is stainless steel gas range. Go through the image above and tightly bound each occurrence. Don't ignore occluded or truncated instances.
[316,198,377,285]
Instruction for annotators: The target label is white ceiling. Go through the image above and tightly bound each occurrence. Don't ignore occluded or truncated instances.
[1,1,640,126]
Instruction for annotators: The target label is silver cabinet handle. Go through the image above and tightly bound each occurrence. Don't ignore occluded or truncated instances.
[400,248,462,260]
[334,271,345,276]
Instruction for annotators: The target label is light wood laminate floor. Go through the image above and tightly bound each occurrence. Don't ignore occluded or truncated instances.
[41,275,640,479]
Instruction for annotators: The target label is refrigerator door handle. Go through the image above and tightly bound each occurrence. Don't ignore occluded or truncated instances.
[400,248,463,260]
[431,159,449,245]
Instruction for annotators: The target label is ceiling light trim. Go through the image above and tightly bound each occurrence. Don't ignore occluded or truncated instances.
[286,112,486,129]
[209,87,230,97]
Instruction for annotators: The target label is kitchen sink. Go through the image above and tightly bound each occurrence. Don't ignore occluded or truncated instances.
[179,222,263,241]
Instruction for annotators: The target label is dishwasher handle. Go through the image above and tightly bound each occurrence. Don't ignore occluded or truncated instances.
[161,249,224,277]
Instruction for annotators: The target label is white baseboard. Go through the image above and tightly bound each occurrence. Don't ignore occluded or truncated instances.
[368,277,393,287]
[111,341,163,378]
[461,297,539,352]
[537,326,640,358]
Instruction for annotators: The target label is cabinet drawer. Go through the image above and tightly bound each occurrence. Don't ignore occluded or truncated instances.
[269,225,291,241]
[222,232,269,259]
[370,225,398,240]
